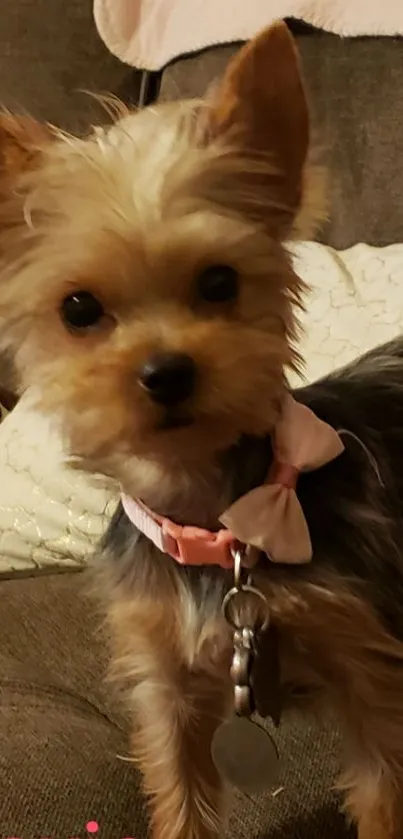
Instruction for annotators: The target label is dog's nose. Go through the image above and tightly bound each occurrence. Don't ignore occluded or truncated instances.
[139,352,196,406]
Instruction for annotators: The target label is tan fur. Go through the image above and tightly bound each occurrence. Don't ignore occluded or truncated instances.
[0,112,53,179]
[1,21,397,839]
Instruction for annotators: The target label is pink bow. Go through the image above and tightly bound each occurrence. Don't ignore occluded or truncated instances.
[219,395,344,564]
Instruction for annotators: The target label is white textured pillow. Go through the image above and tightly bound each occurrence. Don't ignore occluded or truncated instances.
[0,242,401,573]
[289,242,403,386]
[0,395,117,573]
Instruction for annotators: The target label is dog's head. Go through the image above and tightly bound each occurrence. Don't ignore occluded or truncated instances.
[0,24,323,495]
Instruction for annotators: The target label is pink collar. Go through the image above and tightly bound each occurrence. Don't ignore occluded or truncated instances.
[121,396,344,569]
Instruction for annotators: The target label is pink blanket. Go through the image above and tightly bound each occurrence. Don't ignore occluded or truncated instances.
[94,0,403,71]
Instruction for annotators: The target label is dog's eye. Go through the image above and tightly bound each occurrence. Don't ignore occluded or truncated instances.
[61,291,105,330]
[197,265,238,303]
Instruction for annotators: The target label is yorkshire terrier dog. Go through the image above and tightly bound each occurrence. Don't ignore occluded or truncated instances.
[1,20,403,839]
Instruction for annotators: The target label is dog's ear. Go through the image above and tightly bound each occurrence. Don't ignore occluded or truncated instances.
[0,113,54,183]
[208,22,311,233]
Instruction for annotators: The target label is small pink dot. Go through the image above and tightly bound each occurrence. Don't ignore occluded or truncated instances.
[86,822,99,834]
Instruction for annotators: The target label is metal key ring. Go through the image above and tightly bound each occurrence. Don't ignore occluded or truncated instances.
[222,583,270,632]
[231,546,246,590]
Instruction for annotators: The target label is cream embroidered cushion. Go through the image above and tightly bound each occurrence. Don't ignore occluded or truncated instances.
[289,242,403,386]
[0,242,401,573]
[0,395,117,573]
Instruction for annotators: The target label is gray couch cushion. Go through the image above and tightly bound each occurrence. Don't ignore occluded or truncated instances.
[0,570,351,838]
[0,0,128,132]
[160,31,403,250]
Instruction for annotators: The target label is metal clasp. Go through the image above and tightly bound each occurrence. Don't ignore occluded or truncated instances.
[222,546,270,717]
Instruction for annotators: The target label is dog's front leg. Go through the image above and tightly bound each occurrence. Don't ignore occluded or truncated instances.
[333,619,403,839]
[342,762,403,839]
[107,591,230,839]
[132,663,228,839]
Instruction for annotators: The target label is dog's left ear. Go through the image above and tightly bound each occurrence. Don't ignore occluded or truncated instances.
[208,22,312,234]
[0,113,54,184]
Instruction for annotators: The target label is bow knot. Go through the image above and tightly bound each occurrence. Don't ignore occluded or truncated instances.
[220,395,344,565]
[269,461,299,491]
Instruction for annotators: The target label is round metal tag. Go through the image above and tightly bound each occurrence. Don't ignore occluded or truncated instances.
[211,716,279,794]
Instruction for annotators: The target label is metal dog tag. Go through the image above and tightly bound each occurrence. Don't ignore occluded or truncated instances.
[212,716,279,794]
[214,547,279,793]
[251,625,283,726]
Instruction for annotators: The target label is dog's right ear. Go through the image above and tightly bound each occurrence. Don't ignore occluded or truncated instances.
[205,22,319,236]
[0,113,54,183]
